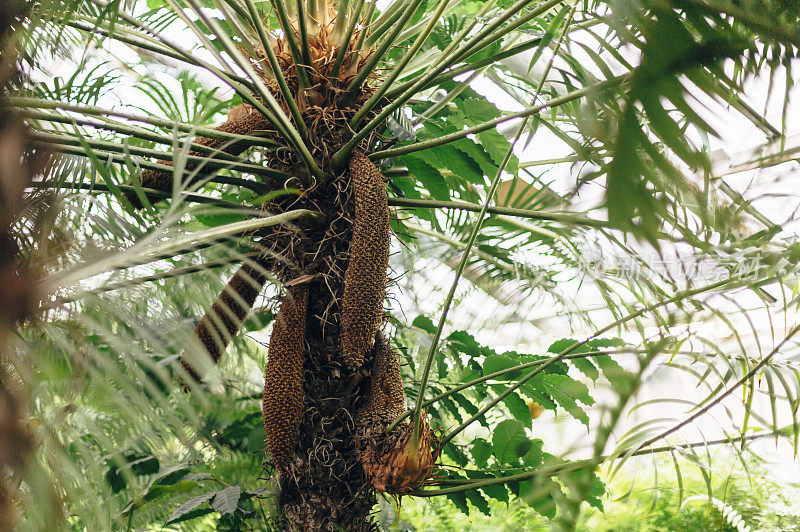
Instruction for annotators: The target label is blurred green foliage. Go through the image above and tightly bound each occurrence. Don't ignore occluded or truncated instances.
[390,456,800,531]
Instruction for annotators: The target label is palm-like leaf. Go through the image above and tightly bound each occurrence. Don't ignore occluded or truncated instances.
[6,0,800,528]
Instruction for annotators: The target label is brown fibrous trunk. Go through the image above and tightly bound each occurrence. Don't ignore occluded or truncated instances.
[126,8,438,529]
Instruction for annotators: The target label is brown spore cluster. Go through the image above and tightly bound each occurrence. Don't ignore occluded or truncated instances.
[127,105,273,208]
[180,258,272,383]
[355,333,405,430]
[263,285,308,472]
[341,152,390,369]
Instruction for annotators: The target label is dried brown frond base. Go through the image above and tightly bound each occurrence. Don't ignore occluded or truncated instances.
[356,335,438,495]
[360,417,439,496]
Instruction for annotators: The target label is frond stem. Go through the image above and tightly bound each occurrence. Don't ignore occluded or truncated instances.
[44,209,321,292]
[86,0,252,87]
[414,424,794,496]
[371,76,625,161]
[334,0,562,167]
[410,93,533,443]
[270,0,312,87]
[353,0,377,51]
[350,0,452,129]
[28,180,249,209]
[9,97,281,148]
[34,142,272,195]
[637,323,800,450]
[21,109,255,158]
[50,253,263,306]
[330,0,365,78]
[404,222,545,284]
[295,0,314,74]
[386,36,545,99]
[30,130,289,182]
[341,0,428,106]
[389,198,614,228]
[184,0,323,179]
[417,277,738,444]
[243,0,307,137]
